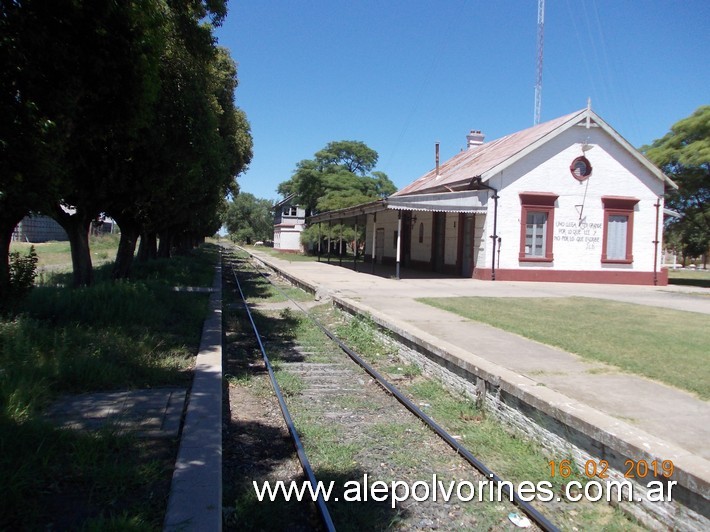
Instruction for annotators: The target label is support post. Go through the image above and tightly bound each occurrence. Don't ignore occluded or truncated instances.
[354,216,358,272]
[327,221,331,263]
[396,211,402,280]
[339,224,343,266]
[317,223,321,261]
[371,212,377,274]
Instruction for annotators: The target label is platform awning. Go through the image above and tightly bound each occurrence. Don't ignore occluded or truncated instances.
[387,190,489,213]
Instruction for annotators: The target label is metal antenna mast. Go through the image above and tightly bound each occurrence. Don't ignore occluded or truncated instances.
[534,0,545,125]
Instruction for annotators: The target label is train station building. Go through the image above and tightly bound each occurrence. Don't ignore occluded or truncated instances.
[308,107,676,285]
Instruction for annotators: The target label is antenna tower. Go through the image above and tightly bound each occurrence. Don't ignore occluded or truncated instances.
[534,0,545,125]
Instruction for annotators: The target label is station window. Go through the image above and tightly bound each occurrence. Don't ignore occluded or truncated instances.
[519,192,558,262]
[601,196,638,264]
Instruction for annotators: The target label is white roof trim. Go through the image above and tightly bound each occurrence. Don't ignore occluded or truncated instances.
[480,108,677,190]
[387,190,489,213]
[479,110,587,182]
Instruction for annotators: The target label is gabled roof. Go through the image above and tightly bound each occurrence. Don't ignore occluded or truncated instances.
[274,193,297,208]
[393,108,676,197]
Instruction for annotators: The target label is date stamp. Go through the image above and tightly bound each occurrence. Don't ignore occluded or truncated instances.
[548,459,675,479]
[547,459,677,503]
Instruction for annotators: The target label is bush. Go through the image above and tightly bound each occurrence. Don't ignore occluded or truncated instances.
[8,246,38,295]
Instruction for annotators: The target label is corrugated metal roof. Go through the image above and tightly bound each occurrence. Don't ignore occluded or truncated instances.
[393,110,585,197]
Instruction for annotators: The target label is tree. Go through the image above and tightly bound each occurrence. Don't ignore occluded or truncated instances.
[277,141,395,215]
[643,105,710,265]
[224,193,273,244]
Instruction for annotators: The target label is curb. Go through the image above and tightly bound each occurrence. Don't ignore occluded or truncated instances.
[164,260,223,531]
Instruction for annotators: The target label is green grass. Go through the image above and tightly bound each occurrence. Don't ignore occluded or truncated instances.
[11,234,120,269]
[0,244,216,528]
[418,296,710,399]
[242,245,320,263]
[326,311,638,530]
[668,268,710,288]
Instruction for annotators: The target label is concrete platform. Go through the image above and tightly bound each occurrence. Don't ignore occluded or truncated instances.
[46,388,186,438]
[245,248,710,528]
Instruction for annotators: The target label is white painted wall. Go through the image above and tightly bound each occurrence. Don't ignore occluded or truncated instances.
[410,212,433,262]
[365,210,400,259]
[482,126,664,273]
[444,213,458,265]
[275,226,303,251]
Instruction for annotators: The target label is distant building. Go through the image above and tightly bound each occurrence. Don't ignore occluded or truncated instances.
[12,214,116,243]
[12,215,67,243]
[273,194,306,251]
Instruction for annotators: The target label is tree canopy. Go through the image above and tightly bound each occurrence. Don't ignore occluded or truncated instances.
[277,140,396,215]
[224,193,273,244]
[0,0,252,293]
[643,105,710,262]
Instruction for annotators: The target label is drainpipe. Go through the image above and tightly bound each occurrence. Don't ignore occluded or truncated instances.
[471,176,499,281]
[653,197,661,286]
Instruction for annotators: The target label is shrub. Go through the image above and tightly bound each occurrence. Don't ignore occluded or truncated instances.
[8,246,38,295]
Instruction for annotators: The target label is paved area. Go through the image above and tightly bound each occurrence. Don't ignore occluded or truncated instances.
[46,388,186,437]
[164,261,223,532]
[247,250,710,487]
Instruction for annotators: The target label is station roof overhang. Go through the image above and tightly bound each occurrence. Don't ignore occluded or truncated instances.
[386,190,488,213]
[307,190,490,225]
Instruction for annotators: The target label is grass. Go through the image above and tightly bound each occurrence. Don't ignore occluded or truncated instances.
[0,244,217,529]
[418,296,710,400]
[330,313,641,530]
[668,268,710,288]
[11,234,121,269]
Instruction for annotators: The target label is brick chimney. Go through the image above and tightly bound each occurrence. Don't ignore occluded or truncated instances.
[466,130,485,149]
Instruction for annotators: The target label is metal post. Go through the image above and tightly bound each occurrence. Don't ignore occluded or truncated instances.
[354,216,358,272]
[317,223,321,261]
[327,221,331,263]
[339,224,343,266]
[371,212,377,274]
[396,212,402,280]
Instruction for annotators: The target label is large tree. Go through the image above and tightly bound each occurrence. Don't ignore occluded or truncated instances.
[224,193,273,244]
[643,105,710,264]
[278,140,395,215]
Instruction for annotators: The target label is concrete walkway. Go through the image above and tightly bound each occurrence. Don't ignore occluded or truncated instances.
[164,261,223,532]
[46,388,186,438]
[246,249,710,521]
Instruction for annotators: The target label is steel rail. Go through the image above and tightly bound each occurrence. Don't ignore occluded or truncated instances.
[230,264,336,532]
[244,250,559,532]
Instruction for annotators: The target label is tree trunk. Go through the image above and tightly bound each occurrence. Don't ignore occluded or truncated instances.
[137,231,158,262]
[0,212,26,300]
[54,206,94,287]
[0,226,15,301]
[158,230,172,258]
[112,222,140,279]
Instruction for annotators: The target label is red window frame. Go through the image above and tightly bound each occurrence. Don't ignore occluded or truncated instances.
[601,196,639,264]
[518,192,558,262]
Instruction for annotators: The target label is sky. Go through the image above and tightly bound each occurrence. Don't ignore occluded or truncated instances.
[214,0,710,202]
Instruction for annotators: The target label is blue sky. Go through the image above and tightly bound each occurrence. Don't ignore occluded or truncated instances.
[215,0,710,202]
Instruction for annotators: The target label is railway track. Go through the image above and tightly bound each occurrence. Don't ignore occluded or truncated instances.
[222,248,570,531]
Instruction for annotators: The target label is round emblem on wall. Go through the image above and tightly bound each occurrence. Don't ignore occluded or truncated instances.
[570,156,592,181]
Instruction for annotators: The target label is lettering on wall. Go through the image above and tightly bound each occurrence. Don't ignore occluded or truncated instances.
[554,220,602,250]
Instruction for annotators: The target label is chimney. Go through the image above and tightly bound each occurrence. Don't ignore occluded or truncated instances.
[466,130,485,149]
[435,142,440,176]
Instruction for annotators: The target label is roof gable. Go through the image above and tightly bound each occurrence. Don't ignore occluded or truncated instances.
[393,108,675,197]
